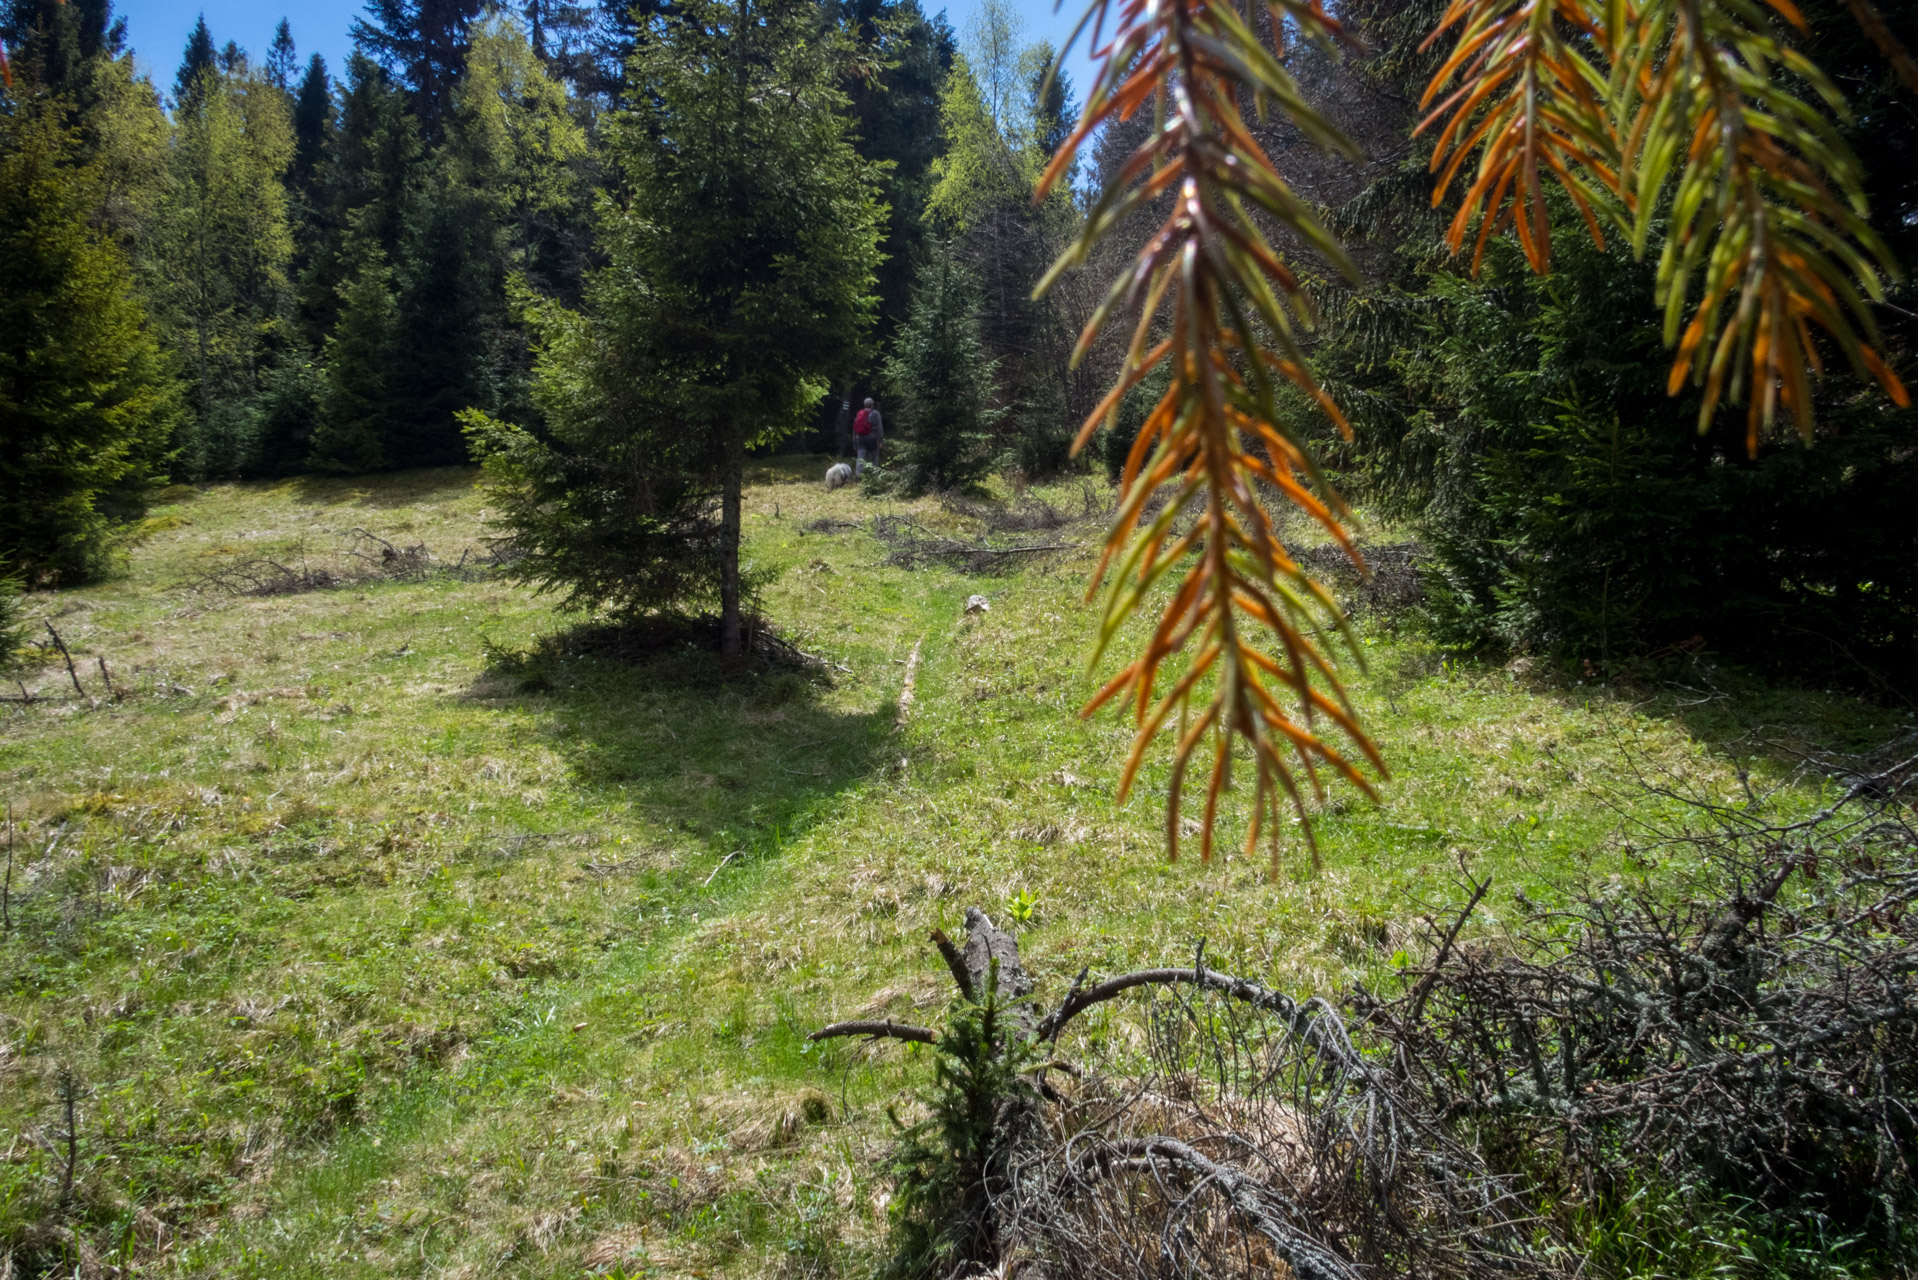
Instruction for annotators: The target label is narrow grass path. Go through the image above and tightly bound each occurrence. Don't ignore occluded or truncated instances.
[0,460,1896,1277]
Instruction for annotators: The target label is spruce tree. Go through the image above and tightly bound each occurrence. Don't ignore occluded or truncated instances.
[389,174,496,467]
[2,0,118,102]
[251,354,324,476]
[173,14,213,103]
[478,0,884,652]
[612,0,884,653]
[826,0,955,348]
[309,256,397,473]
[298,52,418,342]
[265,19,296,91]
[351,0,483,134]
[886,246,1001,493]
[462,295,726,621]
[290,54,331,213]
[0,99,176,584]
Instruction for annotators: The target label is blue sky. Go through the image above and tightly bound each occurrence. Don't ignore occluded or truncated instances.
[112,0,1103,107]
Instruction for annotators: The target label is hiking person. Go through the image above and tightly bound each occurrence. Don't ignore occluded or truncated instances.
[853,397,884,474]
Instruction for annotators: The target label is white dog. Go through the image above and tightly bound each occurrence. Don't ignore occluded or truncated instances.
[824,462,853,491]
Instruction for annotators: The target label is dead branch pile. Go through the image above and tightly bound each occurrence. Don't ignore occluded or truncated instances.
[1294,541,1425,618]
[941,483,1112,534]
[1001,986,1538,1280]
[822,735,1918,1276]
[1354,743,1918,1233]
[181,556,345,596]
[870,516,1087,574]
[817,912,1539,1280]
[183,529,516,597]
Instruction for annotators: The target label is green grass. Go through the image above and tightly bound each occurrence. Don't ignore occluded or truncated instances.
[0,460,1899,1277]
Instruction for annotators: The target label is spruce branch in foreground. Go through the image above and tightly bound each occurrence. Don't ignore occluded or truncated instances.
[1419,0,1911,447]
[1038,0,1388,873]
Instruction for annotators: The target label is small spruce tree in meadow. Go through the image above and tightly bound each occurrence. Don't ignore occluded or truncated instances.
[474,0,883,654]
[0,98,177,585]
[309,257,398,473]
[886,245,1003,493]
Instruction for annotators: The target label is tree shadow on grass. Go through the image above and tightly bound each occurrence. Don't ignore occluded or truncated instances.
[1468,646,1913,789]
[290,466,481,509]
[471,617,896,854]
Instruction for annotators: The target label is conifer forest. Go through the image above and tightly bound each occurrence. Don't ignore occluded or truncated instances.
[4,0,1918,1274]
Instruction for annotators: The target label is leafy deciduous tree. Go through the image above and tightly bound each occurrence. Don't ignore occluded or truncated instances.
[161,55,296,476]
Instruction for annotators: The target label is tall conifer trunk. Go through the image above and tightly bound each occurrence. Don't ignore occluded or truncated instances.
[720,429,745,656]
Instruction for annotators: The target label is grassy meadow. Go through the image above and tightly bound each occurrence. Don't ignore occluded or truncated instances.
[0,460,1898,1278]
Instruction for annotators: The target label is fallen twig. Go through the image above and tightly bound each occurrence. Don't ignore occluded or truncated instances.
[896,634,924,729]
[43,621,84,696]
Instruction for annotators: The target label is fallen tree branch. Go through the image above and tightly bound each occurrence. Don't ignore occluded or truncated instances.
[808,1019,937,1046]
[1038,967,1309,1041]
[931,928,977,1003]
[1407,872,1490,1026]
[42,621,84,696]
[896,634,923,730]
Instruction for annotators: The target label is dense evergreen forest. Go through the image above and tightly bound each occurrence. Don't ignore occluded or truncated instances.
[3,0,1917,681]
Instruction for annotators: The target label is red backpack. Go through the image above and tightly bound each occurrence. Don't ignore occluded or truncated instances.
[853,408,873,436]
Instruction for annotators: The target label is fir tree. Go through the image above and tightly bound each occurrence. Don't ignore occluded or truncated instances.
[351,0,483,134]
[174,14,213,103]
[265,19,296,91]
[886,246,1001,493]
[309,256,397,473]
[290,54,330,209]
[0,99,176,584]
[479,0,884,652]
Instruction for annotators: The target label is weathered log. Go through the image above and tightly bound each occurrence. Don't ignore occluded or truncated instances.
[961,906,1032,1003]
